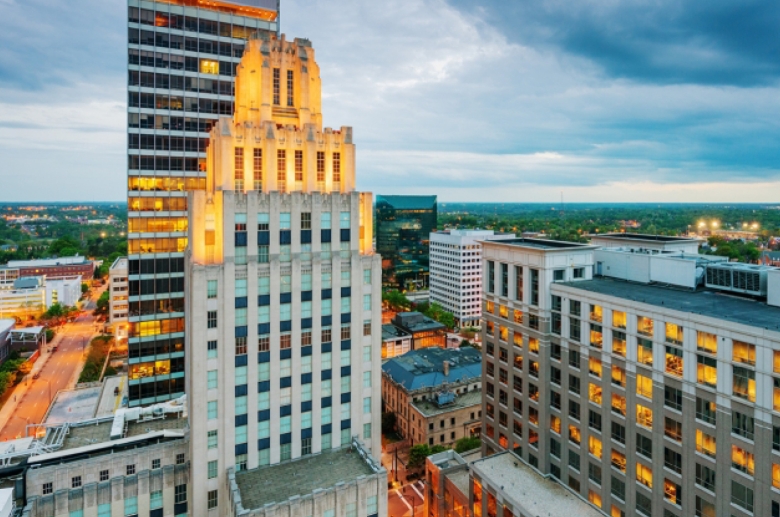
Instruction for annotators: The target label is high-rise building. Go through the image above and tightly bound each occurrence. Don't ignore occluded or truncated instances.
[184,34,385,515]
[375,195,437,290]
[126,0,279,406]
[480,234,780,517]
[429,229,515,327]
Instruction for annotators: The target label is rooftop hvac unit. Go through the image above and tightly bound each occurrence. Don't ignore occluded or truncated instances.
[704,263,776,296]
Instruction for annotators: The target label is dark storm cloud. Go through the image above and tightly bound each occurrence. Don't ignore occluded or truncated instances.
[446,0,780,86]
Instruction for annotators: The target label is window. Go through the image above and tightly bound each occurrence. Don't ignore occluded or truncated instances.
[569,449,581,471]
[695,463,715,491]
[98,504,110,517]
[695,429,715,457]
[569,349,580,369]
[569,318,581,341]
[731,480,754,512]
[732,411,754,440]
[125,497,138,517]
[258,245,269,263]
[71,475,82,488]
[207,280,217,298]
[612,331,626,357]
[569,374,581,395]
[277,151,287,192]
[733,366,756,402]
[636,374,652,399]
[43,482,52,495]
[175,484,187,504]
[664,479,682,506]
[588,409,602,432]
[234,147,245,190]
[100,469,109,481]
[589,435,602,459]
[207,339,217,359]
[333,153,341,183]
[253,149,262,190]
[208,490,218,510]
[695,397,716,425]
[611,476,625,501]
[696,331,717,354]
[589,462,602,484]
[207,401,217,420]
[636,404,652,428]
[611,421,625,444]
[207,310,217,328]
[273,68,280,104]
[636,433,653,458]
[611,449,626,472]
[208,460,218,479]
[696,355,717,387]
[150,491,163,510]
[208,429,218,449]
[569,399,580,420]
[664,447,682,474]
[636,463,653,489]
[637,338,653,365]
[665,417,682,442]
[731,444,754,475]
[611,365,626,387]
[665,322,683,345]
[152,458,161,470]
[664,386,682,411]
[665,346,683,377]
[637,316,653,336]
[530,269,539,305]
[287,69,294,107]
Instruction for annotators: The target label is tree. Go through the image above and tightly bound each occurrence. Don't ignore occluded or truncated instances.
[454,436,481,453]
[407,444,448,469]
[382,290,411,311]
[459,339,472,348]
[95,291,110,314]
[44,303,65,319]
[81,283,89,294]
[382,412,397,434]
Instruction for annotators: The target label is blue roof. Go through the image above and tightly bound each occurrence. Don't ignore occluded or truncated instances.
[381,347,482,391]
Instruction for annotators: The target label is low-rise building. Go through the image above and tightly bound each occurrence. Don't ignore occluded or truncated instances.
[381,324,412,360]
[392,312,447,349]
[425,450,604,517]
[410,389,482,447]
[108,257,129,342]
[381,347,481,444]
[0,278,46,320]
[0,319,13,361]
[0,256,94,286]
[44,276,82,308]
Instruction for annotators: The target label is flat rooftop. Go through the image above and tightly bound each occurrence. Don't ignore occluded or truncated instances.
[235,446,377,510]
[60,414,187,451]
[45,387,101,425]
[593,232,699,242]
[472,452,604,517]
[412,389,482,418]
[560,278,780,332]
[491,238,594,250]
[382,324,411,341]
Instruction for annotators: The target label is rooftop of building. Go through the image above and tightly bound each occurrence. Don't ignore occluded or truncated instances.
[0,319,13,334]
[472,452,604,517]
[393,312,446,333]
[382,346,482,391]
[2,256,90,268]
[13,277,43,289]
[376,195,437,210]
[559,277,780,332]
[487,237,595,251]
[412,389,483,418]
[60,414,187,452]
[234,444,379,510]
[110,256,128,271]
[382,323,412,341]
[592,232,700,243]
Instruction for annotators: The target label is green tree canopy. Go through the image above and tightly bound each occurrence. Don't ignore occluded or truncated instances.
[454,436,481,453]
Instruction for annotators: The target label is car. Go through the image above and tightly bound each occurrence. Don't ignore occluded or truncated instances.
[33,372,41,380]
[52,346,58,353]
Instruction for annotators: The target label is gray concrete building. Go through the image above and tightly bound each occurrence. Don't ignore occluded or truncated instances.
[481,234,780,517]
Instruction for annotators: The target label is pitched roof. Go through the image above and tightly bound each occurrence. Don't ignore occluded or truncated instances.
[381,347,482,392]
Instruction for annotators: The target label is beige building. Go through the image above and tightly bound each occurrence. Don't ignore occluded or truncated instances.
[108,257,129,342]
[381,347,482,445]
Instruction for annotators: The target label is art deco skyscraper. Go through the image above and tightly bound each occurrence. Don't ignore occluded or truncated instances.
[126,0,278,406]
[185,34,384,514]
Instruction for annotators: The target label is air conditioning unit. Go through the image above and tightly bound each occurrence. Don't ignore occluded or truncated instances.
[704,263,776,296]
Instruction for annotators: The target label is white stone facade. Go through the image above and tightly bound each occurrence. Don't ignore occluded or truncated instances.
[429,230,515,327]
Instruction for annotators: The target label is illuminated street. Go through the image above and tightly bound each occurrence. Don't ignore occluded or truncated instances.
[0,289,103,441]
[387,482,424,517]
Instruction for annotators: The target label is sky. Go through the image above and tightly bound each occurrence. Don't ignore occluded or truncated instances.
[0,0,779,202]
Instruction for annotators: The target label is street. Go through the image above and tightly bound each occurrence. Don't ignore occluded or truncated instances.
[0,286,104,440]
[388,481,425,517]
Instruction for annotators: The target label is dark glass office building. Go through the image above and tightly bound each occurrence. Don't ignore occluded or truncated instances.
[376,195,437,290]
[126,0,278,406]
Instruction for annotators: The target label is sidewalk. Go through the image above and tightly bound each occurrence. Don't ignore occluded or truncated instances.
[0,325,93,434]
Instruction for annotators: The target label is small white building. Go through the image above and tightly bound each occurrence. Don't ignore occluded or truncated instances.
[429,230,515,327]
[45,276,82,308]
[108,257,129,341]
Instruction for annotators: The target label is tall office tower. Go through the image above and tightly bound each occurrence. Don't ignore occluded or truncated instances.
[375,195,437,290]
[126,0,279,406]
[481,234,780,517]
[185,35,385,515]
[429,229,515,327]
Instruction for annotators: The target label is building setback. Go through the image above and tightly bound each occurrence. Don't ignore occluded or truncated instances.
[376,195,437,290]
[429,229,515,327]
[126,0,279,406]
[184,33,386,516]
[481,235,780,517]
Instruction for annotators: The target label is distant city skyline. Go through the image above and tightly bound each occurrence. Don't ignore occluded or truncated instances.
[1,0,779,202]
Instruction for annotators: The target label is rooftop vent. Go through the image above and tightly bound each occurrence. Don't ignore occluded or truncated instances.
[705,263,776,297]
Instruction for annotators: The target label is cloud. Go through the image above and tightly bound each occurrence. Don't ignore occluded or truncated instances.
[0,0,778,202]
[444,0,780,86]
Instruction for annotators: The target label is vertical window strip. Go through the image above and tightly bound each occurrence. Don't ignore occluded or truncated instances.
[277,149,286,193]
[253,149,262,191]
[333,152,341,183]
[287,70,294,107]
[295,150,303,181]
[234,147,244,191]
[273,68,280,105]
